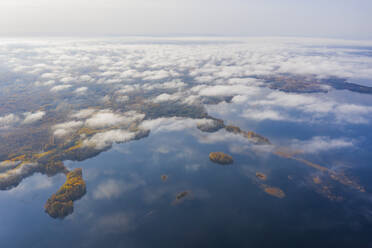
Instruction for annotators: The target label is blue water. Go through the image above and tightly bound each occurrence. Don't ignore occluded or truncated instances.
[1,117,372,248]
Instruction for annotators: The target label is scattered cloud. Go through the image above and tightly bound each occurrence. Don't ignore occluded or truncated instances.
[71,108,96,119]
[85,110,144,129]
[0,114,20,129]
[140,117,211,133]
[6,173,56,195]
[82,129,137,149]
[242,109,286,121]
[196,129,251,144]
[0,162,40,186]
[53,120,84,137]
[93,176,145,200]
[50,84,72,92]
[23,111,45,124]
[152,93,182,103]
[290,136,354,153]
[74,86,88,95]
[192,84,261,97]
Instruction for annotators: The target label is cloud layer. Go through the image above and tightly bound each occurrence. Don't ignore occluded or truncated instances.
[1,37,371,152]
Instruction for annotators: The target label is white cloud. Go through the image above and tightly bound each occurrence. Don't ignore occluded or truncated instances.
[192,85,261,97]
[79,75,93,82]
[152,93,182,103]
[23,111,45,124]
[93,176,145,200]
[0,114,20,128]
[116,84,140,94]
[82,129,136,149]
[140,117,211,133]
[93,179,125,200]
[74,86,88,95]
[50,84,72,92]
[1,36,372,152]
[116,95,129,102]
[291,136,354,153]
[142,79,186,91]
[335,104,372,115]
[232,90,372,124]
[232,95,249,104]
[71,108,96,119]
[41,72,58,79]
[182,95,200,105]
[85,110,145,129]
[242,109,286,121]
[6,173,55,195]
[60,76,75,84]
[196,129,250,144]
[256,91,318,108]
[53,120,84,137]
[141,70,179,81]
[0,162,40,186]
[35,80,55,86]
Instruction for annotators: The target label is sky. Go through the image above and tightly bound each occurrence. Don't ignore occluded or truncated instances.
[0,0,371,39]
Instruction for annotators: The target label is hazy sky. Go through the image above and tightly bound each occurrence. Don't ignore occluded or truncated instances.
[1,0,371,39]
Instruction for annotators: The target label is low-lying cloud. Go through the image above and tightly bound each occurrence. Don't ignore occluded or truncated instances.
[290,136,354,153]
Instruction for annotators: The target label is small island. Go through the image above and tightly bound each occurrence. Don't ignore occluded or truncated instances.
[256,172,267,181]
[225,125,271,145]
[264,186,285,199]
[176,191,189,200]
[172,190,191,205]
[44,168,86,219]
[209,152,234,165]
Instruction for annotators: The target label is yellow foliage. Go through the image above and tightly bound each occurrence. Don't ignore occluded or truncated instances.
[9,154,26,162]
[264,186,286,199]
[65,141,82,152]
[33,149,55,159]
[209,152,233,165]
[45,168,86,218]
[77,127,99,136]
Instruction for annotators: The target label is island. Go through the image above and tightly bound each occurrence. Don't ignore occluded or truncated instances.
[225,125,271,145]
[263,186,286,199]
[44,168,86,219]
[176,191,189,200]
[172,190,191,205]
[209,152,234,165]
[256,172,267,181]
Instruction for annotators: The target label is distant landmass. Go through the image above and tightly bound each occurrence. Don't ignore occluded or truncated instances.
[254,74,372,94]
